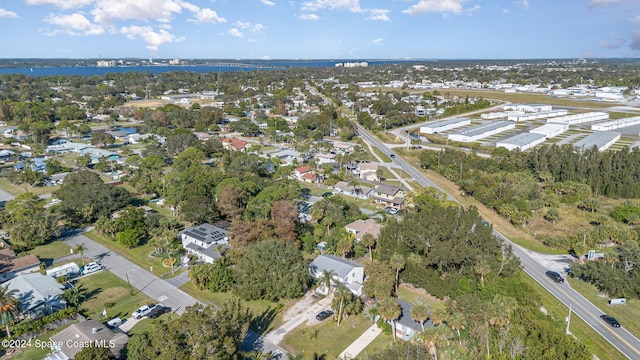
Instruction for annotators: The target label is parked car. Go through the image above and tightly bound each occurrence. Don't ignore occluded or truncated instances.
[147,305,170,319]
[315,310,334,321]
[389,153,396,158]
[545,270,565,283]
[321,192,333,198]
[81,262,103,275]
[132,304,157,319]
[107,317,123,328]
[600,314,621,328]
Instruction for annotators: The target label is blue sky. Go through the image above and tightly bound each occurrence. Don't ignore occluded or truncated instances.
[0,0,639,59]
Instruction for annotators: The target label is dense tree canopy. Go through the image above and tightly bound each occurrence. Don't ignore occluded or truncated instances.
[233,238,310,301]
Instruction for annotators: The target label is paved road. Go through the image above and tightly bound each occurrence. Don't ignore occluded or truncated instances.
[63,232,199,315]
[357,126,640,359]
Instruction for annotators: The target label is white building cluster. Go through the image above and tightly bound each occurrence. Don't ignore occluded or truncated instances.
[447,121,515,143]
[591,116,640,131]
[546,112,609,125]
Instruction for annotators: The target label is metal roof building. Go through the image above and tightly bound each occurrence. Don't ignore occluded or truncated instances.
[448,121,515,142]
[573,131,621,152]
[530,123,569,139]
[496,133,546,151]
[547,112,609,125]
[591,116,640,131]
[419,117,471,134]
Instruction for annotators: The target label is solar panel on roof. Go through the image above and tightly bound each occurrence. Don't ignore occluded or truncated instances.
[191,229,206,236]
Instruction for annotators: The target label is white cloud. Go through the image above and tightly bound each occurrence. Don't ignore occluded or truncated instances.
[25,0,94,10]
[403,0,466,16]
[91,0,183,24]
[633,15,640,24]
[120,25,183,51]
[228,28,243,37]
[252,23,266,32]
[234,21,251,29]
[260,0,275,6]
[371,38,383,46]
[519,0,529,10]
[597,38,626,49]
[302,0,361,13]
[502,8,510,14]
[631,29,640,51]
[367,9,390,21]
[44,13,104,35]
[588,0,622,9]
[298,13,319,20]
[191,8,226,24]
[0,8,18,18]
[261,55,271,60]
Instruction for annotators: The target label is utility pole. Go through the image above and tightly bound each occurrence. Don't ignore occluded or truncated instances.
[566,304,572,335]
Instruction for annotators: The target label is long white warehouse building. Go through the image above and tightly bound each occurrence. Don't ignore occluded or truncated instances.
[530,123,569,139]
[546,112,609,125]
[508,109,569,121]
[573,131,620,152]
[591,116,640,131]
[419,117,471,134]
[448,121,515,142]
[496,133,546,151]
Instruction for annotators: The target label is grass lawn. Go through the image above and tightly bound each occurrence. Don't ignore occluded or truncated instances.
[397,285,446,313]
[83,230,170,277]
[0,178,57,197]
[372,131,404,144]
[519,273,626,360]
[179,282,288,334]
[21,240,73,263]
[371,147,392,162]
[128,312,176,336]
[281,313,375,359]
[568,278,640,340]
[75,271,154,320]
[359,331,394,357]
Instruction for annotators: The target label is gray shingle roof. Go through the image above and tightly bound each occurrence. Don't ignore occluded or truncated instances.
[310,255,362,279]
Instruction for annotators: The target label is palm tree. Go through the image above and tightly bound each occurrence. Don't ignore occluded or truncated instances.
[378,297,401,341]
[447,311,467,343]
[0,285,23,339]
[74,243,88,266]
[474,260,491,287]
[390,253,405,294]
[318,269,335,296]
[331,284,351,325]
[360,233,376,262]
[411,302,429,332]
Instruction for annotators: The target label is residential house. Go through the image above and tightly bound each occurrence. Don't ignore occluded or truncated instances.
[13,157,47,172]
[309,255,364,296]
[0,241,40,282]
[127,133,166,145]
[271,149,303,166]
[221,137,251,152]
[356,162,380,182]
[179,223,231,264]
[344,219,382,242]
[78,148,119,165]
[331,141,355,154]
[193,132,213,141]
[45,319,129,360]
[46,141,93,155]
[392,299,433,341]
[5,273,66,318]
[49,138,71,146]
[333,181,373,200]
[294,165,312,181]
[372,184,406,208]
[314,152,336,165]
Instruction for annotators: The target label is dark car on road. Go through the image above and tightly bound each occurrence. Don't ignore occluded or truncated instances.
[321,192,333,198]
[315,310,334,321]
[600,314,621,328]
[545,270,565,283]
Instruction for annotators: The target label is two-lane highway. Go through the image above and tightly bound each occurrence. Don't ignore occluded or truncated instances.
[357,125,640,359]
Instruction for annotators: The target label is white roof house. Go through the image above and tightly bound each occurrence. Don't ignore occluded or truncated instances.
[310,255,364,295]
[591,116,640,131]
[546,112,609,125]
[5,273,66,318]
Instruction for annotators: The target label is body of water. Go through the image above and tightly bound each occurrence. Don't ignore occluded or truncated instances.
[0,59,415,77]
